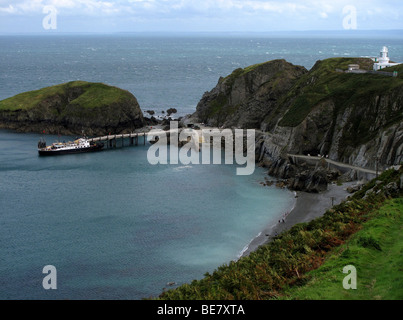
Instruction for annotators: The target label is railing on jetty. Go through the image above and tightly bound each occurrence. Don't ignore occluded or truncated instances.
[87,128,204,150]
[88,132,148,149]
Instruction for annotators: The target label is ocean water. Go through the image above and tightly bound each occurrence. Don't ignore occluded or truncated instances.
[1,34,403,299]
[1,34,403,116]
[0,131,294,299]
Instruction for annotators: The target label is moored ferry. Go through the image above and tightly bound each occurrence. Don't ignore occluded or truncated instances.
[38,137,104,156]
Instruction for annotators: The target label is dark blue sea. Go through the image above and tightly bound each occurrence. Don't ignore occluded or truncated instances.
[1,34,403,116]
[1,34,402,299]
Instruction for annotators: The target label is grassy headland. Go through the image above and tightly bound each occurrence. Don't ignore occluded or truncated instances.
[0,81,145,135]
[278,58,403,129]
[194,57,403,165]
[158,167,403,300]
[0,81,134,111]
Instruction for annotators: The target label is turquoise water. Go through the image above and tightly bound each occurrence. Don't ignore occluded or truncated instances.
[0,131,294,299]
[1,34,403,299]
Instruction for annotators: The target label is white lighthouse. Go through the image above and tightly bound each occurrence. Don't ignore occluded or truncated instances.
[373,46,401,70]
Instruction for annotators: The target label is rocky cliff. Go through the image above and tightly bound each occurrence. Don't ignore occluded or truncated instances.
[193,58,403,191]
[195,59,308,129]
[0,81,145,135]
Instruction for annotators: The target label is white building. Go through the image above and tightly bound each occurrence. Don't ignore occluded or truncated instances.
[373,46,401,71]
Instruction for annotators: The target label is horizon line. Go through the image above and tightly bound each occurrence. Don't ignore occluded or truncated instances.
[1,29,403,36]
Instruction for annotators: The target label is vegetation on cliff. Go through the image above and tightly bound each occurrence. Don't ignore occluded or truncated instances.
[195,57,403,168]
[158,167,402,300]
[195,59,307,128]
[283,197,403,300]
[278,58,403,131]
[274,59,403,166]
[196,57,403,131]
[0,81,145,135]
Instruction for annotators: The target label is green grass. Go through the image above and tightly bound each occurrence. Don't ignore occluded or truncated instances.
[157,168,402,300]
[0,84,66,111]
[242,62,268,74]
[67,82,133,109]
[283,198,403,300]
[205,59,295,124]
[0,81,132,111]
[222,62,267,83]
[381,63,403,78]
[278,57,403,128]
[199,57,403,134]
[220,60,281,91]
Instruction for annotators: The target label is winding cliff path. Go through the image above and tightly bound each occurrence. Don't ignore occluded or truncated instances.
[287,154,380,176]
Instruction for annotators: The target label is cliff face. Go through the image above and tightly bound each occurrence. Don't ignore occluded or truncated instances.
[193,58,403,176]
[195,59,308,129]
[193,57,403,191]
[0,81,145,135]
[260,59,403,172]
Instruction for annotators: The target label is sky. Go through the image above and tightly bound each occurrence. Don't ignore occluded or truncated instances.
[0,0,402,33]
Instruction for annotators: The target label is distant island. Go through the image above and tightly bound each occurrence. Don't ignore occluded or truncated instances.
[0,81,145,136]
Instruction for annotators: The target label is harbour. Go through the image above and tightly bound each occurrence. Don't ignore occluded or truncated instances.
[0,129,294,299]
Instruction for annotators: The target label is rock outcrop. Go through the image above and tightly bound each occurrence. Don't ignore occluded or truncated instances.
[193,57,403,191]
[195,59,308,129]
[0,81,145,136]
[257,59,403,172]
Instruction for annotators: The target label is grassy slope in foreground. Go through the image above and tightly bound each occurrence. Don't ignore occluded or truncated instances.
[0,81,133,111]
[157,168,402,300]
[283,197,403,300]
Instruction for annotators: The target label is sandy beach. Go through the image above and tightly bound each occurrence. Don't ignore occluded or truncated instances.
[241,181,356,257]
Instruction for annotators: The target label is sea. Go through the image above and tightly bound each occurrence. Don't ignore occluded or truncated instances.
[1,32,403,299]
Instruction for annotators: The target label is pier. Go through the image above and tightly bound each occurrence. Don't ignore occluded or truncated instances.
[88,132,148,149]
[87,128,204,150]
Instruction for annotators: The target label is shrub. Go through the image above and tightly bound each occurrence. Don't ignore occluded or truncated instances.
[357,235,382,251]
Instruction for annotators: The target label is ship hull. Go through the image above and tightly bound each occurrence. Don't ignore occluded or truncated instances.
[38,143,104,156]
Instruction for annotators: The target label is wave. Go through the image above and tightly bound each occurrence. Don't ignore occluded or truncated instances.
[173,165,193,172]
[236,232,262,260]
